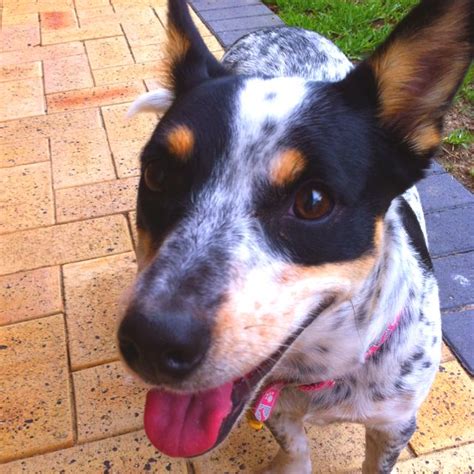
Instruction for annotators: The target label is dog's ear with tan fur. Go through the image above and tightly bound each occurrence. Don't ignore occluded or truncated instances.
[128,0,227,117]
[341,0,472,162]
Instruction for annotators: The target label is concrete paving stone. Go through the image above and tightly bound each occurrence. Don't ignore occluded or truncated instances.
[40,10,78,30]
[198,4,273,22]
[192,420,278,473]
[63,252,136,370]
[307,423,410,473]
[395,443,474,473]
[0,77,45,121]
[0,61,41,82]
[0,42,85,67]
[102,103,157,143]
[217,28,263,48]
[418,173,473,213]
[0,266,62,325]
[188,8,214,36]
[193,420,410,473]
[0,137,49,167]
[425,205,474,257]
[0,108,101,142]
[433,251,474,311]
[0,162,54,234]
[41,22,122,45]
[0,214,132,275]
[47,82,145,113]
[50,127,115,188]
[73,361,148,443]
[75,4,115,21]
[3,1,73,16]
[144,77,162,91]
[202,34,223,51]
[425,160,446,176]
[1,12,38,27]
[85,36,134,69]
[210,14,284,33]
[409,360,474,454]
[93,62,165,85]
[441,342,455,363]
[111,5,158,23]
[189,0,261,11]
[112,0,167,7]
[43,54,93,94]
[131,44,165,63]
[442,310,474,375]
[213,49,225,60]
[109,138,145,178]
[56,176,139,222]
[0,314,73,462]
[122,14,167,47]
[75,0,111,8]
[0,24,40,52]
[102,103,158,177]
[1,430,187,473]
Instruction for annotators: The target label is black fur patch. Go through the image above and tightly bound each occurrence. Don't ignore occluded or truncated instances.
[398,198,433,271]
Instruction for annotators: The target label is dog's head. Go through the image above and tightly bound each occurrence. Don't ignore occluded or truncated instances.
[118,0,472,458]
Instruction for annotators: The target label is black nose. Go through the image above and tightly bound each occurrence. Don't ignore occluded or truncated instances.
[118,306,210,382]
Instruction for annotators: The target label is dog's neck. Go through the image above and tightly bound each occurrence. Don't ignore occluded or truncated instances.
[275,197,424,384]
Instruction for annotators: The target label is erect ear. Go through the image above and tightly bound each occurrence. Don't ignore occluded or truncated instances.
[164,0,227,95]
[128,0,227,117]
[344,0,472,158]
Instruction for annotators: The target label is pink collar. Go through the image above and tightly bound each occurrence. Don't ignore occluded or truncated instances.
[250,311,402,426]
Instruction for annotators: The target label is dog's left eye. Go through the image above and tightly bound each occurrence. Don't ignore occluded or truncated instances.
[144,161,164,192]
[292,183,333,220]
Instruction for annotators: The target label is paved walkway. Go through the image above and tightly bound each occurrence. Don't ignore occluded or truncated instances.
[0,0,472,472]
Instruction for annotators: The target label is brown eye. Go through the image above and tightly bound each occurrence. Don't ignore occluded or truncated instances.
[293,183,333,220]
[144,161,164,192]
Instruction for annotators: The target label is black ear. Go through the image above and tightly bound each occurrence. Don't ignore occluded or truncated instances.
[342,0,472,159]
[165,0,228,96]
[128,0,228,116]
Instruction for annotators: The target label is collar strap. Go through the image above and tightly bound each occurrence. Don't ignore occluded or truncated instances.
[249,311,402,428]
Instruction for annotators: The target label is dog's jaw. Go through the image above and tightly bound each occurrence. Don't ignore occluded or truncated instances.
[141,294,338,458]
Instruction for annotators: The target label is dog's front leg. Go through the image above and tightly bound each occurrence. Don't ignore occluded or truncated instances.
[362,417,416,474]
[262,412,311,474]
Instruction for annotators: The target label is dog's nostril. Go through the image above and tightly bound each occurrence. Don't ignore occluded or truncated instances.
[163,349,196,371]
[119,337,140,365]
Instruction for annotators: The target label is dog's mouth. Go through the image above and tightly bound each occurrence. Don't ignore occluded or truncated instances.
[144,296,336,458]
[144,357,273,458]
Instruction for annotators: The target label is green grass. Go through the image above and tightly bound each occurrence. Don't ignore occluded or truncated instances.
[455,65,474,105]
[263,0,418,60]
[443,128,474,149]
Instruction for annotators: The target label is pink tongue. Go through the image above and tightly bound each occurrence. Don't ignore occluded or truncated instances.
[144,382,234,458]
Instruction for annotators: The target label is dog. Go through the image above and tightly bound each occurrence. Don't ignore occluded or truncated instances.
[118,0,473,472]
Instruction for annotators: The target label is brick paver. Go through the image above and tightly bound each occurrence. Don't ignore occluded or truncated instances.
[73,361,147,443]
[3,430,186,473]
[50,127,116,188]
[0,267,62,325]
[63,252,137,369]
[43,54,93,94]
[0,315,73,462]
[0,138,50,167]
[0,0,471,472]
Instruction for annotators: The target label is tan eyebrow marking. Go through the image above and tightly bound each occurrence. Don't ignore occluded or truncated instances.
[269,148,306,187]
[166,124,194,160]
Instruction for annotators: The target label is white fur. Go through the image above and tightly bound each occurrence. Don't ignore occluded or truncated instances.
[127,88,174,117]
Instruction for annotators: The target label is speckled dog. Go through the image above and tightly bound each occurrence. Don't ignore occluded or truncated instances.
[119,1,473,472]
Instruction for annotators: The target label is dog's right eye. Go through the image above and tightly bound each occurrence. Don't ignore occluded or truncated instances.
[292,183,333,220]
[144,161,164,192]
